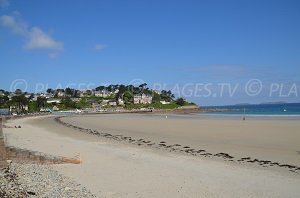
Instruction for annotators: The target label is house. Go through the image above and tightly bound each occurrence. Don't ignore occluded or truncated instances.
[117,97,124,105]
[0,108,9,115]
[8,93,15,100]
[43,93,54,99]
[154,90,161,95]
[9,105,28,113]
[160,101,170,105]
[78,90,85,97]
[134,94,153,104]
[79,90,93,97]
[100,100,109,106]
[108,101,117,106]
[52,106,59,111]
[47,98,61,104]
[0,91,5,96]
[71,98,81,102]
[95,89,112,97]
[57,91,65,97]
[24,94,32,99]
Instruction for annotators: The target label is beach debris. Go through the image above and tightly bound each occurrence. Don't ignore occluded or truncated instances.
[54,116,300,174]
[214,153,234,159]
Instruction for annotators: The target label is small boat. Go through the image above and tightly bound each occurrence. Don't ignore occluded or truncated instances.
[283,109,287,112]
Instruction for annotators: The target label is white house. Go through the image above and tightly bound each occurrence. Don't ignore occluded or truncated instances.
[160,100,170,105]
[47,98,61,104]
[95,89,112,97]
[108,101,117,106]
[117,97,124,105]
[57,91,65,97]
[134,94,152,104]
[100,100,109,106]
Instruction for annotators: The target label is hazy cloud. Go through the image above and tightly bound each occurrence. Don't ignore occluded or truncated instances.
[0,14,64,57]
[48,52,58,59]
[95,44,107,51]
[0,15,27,35]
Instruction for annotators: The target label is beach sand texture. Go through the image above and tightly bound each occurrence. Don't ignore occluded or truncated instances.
[3,114,300,197]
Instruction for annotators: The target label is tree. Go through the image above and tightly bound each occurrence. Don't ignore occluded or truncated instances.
[61,97,76,109]
[175,98,185,106]
[36,96,47,109]
[161,90,174,102]
[95,86,105,91]
[15,89,22,95]
[152,92,161,103]
[11,94,29,114]
[123,91,133,104]
[139,83,147,93]
[0,95,9,108]
[118,84,126,94]
[65,87,75,96]
[46,89,54,93]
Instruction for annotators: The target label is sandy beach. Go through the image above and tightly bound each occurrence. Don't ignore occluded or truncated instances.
[3,114,300,197]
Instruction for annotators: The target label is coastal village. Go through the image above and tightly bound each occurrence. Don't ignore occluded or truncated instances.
[0,84,195,115]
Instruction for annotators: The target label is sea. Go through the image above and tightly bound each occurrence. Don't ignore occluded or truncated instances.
[202,103,300,117]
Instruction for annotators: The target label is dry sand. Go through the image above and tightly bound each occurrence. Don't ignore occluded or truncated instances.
[62,114,300,166]
[3,114,300,197]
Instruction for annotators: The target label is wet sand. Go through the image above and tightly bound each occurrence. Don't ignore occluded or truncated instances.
[3,114,300,197]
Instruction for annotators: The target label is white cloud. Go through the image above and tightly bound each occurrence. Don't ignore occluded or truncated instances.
[25,27,63,50]
[0,15,27,35]
[95,44,107,51]
[0,14,64,57]
[0,0,9,8]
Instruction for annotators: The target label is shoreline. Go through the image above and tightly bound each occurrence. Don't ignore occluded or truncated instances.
[2,115,300,197]
[55,115,300,174]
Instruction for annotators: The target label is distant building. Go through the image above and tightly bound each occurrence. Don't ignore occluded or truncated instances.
[8,93,15,100]
[108,101,117,106]
[117,97,124,105]
[154,90,161,95]
[71,98,81,102]
[57,91,65,97]
[42,93,54,99]
[47,98,61,104]
[77,91,84,98]
[9,105,28,113]
[160,101,170,105]
[100,100,109,106]
[31,94,38,102]
[134,94,152,104]
[95,89,112,97]
[0,109,10,115]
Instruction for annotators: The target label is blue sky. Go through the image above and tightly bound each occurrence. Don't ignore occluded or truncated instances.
[1,0,300,105]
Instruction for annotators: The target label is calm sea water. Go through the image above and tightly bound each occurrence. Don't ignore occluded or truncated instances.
[202,103,300,117]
